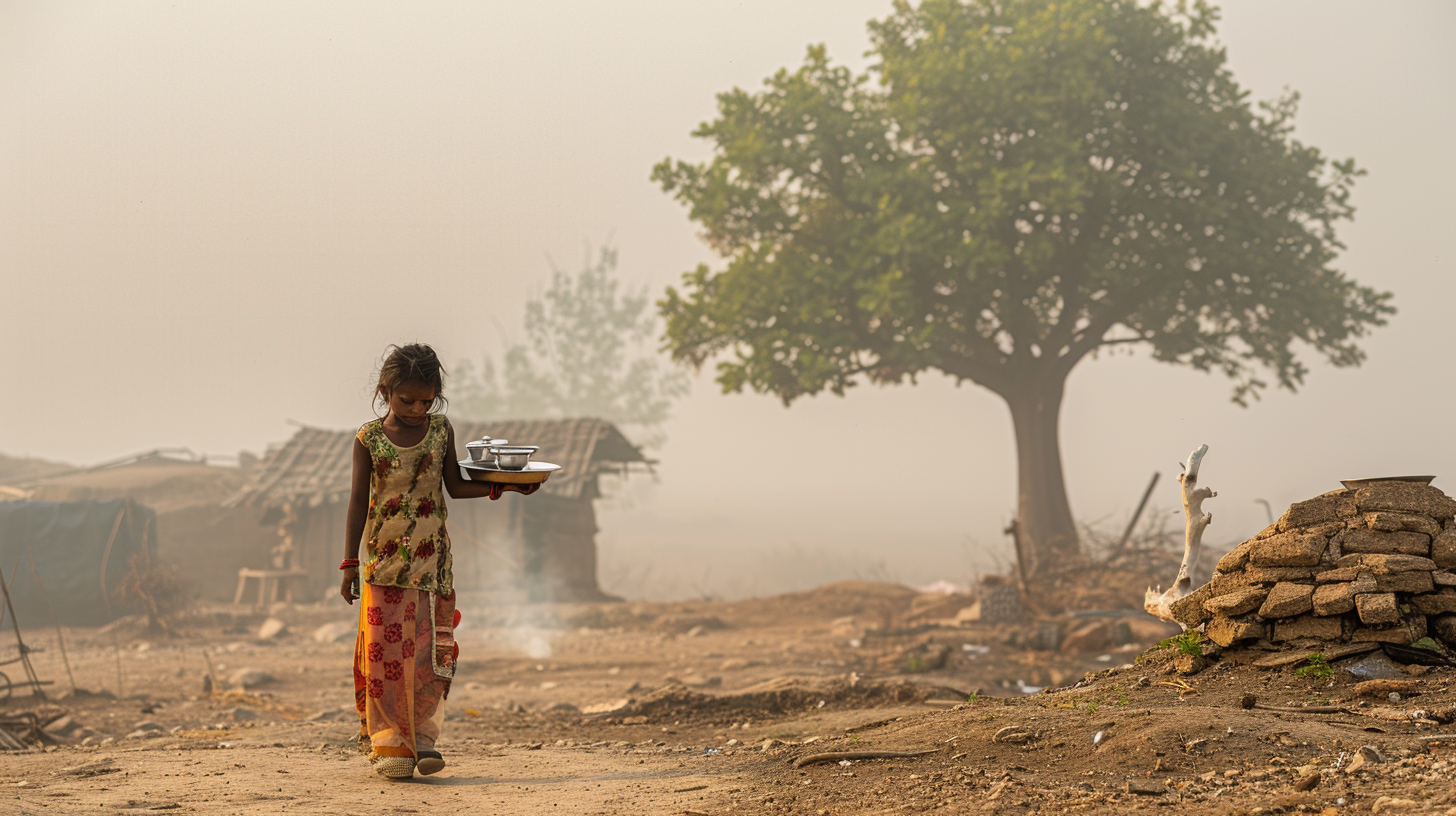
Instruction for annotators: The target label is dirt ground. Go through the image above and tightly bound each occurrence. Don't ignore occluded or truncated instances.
[3,581,1455,815]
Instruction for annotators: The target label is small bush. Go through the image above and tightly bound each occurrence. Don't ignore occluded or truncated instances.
[115,549,193,637]
[1156,631,1205,658]
[1294,653,1333,682]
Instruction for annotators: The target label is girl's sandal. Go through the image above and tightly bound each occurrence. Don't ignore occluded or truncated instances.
[370,754,417,779]
[416,749,446,776]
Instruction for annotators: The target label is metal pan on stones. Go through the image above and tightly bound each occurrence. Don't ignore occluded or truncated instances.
[1340,476,1436,489]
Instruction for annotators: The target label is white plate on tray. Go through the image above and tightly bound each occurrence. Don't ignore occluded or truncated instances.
[459,459,560,485]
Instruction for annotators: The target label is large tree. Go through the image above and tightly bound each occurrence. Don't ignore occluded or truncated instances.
[653,0,1393,579]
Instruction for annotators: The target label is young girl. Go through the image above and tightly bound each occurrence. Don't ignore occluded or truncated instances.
[340,343,537,779]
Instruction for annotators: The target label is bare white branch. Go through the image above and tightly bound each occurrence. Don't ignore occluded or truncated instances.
[1145,444,1216,627]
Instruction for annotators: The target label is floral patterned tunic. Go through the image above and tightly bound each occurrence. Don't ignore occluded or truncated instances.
[358,415,452,594]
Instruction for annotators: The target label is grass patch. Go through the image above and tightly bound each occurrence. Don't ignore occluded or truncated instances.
[1293,653,1333,682]
[1154,631,1205,658]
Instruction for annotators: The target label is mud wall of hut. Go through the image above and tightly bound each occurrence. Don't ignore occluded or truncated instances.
[155,504,270,603]
[265,493,607,605]
[522,493,605,603]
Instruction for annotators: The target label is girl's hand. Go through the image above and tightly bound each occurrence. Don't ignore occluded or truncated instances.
[341,568,359,604]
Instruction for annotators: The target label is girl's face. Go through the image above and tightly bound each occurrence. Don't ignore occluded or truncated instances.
[385,381,437,427]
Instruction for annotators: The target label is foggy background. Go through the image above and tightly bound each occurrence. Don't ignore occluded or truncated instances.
[3,1,1453,600]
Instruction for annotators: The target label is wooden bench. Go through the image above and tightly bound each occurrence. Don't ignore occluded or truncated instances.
[233,569,310,606]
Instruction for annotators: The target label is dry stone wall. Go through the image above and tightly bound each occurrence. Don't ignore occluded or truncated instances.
[1171,481,1456,649]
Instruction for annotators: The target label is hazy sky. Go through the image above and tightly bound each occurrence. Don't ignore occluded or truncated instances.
[4,1,1454,599]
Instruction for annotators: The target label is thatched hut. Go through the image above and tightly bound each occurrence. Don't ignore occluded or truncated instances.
[0,499,157,626]
[229,419,647,604]
[1,450,263,608]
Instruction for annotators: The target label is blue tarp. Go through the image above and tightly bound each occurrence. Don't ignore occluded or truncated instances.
[0,500,156,627]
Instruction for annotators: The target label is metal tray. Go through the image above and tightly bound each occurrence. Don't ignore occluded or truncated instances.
[458,459,560,485]
[1340,475,1436,489]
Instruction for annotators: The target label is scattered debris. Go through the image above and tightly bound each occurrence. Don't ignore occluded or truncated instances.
[1125,779,1167,796]
[792,749,937,768]
[227,668,276,688]
[991,726,1034,745]
[0,709,74,749]
[256,618,288,640]
[1238,694,1347,715]
[1343,745,1387,774]
[311,620,356,644]
[1353,678,1424,698]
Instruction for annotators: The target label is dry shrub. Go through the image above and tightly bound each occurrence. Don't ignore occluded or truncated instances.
[1027,510,1228,614]
[115,548,193,637]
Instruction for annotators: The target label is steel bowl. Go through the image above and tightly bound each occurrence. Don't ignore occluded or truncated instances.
[465,440,494,463]
[491,445,538,470]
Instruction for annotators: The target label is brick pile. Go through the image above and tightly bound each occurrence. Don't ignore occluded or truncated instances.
[1172,481,1456,649]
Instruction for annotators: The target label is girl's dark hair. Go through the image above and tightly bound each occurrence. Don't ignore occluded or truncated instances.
[374,343,447,414]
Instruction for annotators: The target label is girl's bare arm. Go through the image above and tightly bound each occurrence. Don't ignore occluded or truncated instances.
[340,437,371,603]
[442,419,540,499]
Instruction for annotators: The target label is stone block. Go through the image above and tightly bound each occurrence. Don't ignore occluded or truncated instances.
[1315,566,1364,584]
[1355,482,1456,521]
[1206,615,1266,647]
[1170,583,1215,629]
[1409,589,1456,615]
[1433,530,1456,570]
[1277,492,1358,531]
[1061,621,1114,654]
[1342,529,1431,556]
[1335,553,1438,574]
[1208,570,1261,596]
[1351,616,1425,644]
[1362,512,1442,536]
[1243,567,1318,584]
[1271,616,1343,642]
[1214,540,1254,574]
[1355,593,1400,625]
[1204,587,1268,617]
[1258,582,1315,619]
[1249,530,1329,567]
[1433,614,1456,647]
[1434,571,1456,587]
[1312,583,1358,616]
[1372,571,1435,594]
[1351,572,1378,594]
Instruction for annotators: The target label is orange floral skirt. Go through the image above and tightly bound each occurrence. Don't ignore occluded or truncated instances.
[353,583,457,759]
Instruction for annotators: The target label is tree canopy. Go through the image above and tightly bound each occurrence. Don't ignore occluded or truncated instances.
[653,0,1393,578]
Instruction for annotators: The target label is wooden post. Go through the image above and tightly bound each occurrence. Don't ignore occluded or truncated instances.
[1116,472,1161,552]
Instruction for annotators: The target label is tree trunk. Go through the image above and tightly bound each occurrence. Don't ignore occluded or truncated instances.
[1001,373,1080,582]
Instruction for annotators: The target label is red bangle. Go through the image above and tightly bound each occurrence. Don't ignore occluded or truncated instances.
[339,558,360,570]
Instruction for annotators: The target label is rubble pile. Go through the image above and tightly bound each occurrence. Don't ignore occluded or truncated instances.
[1173,481,1456,649]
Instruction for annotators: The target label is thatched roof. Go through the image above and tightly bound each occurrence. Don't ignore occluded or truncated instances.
[230,418,647,507]
[2,450,246,513]
[0,453,74,486]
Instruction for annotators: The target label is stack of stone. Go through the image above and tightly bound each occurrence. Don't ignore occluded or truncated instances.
[1172,481,1456,649]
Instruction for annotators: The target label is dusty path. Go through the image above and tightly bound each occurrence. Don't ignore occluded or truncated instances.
[3,582,1455,814]
[5,741,733,815]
